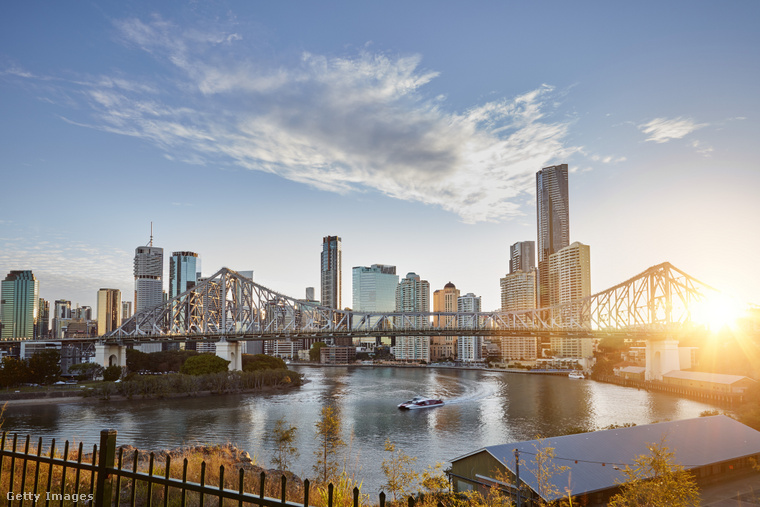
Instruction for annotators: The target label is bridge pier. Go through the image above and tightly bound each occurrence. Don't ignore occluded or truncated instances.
[94,343,127,368]
[215,339,243,371]
[645,339,680,381]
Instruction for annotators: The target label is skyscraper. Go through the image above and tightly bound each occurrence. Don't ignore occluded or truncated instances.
[509,241,536,274]
[97,288,122,336]
[548,242,591,308]
[1,270,39,340]
[37,298,50,339]
[169,251,199,299]
[321,236,342,309]
[52,299,72,339]
[500,270,537,312]
[394,272,431,362]
[536,164,569,307]
[431,282,459,361]
[134,243,164,313]
[122,301,132,321]
[352,264,398,312]
[457,293,482,362]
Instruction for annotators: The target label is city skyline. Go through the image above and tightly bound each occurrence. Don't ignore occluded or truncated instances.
[1,2,759,313]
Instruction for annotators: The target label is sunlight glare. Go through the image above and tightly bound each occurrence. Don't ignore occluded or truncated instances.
[692,294,742,331]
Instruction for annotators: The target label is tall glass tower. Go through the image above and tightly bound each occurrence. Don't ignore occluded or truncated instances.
[134,244,163,312]
[97,288,122,336]
[536,164,569,307]
[321,236,342,309]
[1,270,39,340]
[169,251,200,299]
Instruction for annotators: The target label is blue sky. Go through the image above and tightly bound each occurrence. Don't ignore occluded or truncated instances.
[1,1,759,312]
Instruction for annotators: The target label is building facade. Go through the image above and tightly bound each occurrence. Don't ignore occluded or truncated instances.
[395,272,430,361]
[536,164,569,307]
[321,236,342,309]
[52,299,72,339]
[548,241,591,316]
[121,301,132,321]
[457,292,482,362]
[499,336,539,362]
[352,264,398,312]
[500,270,537,312]
[431,282,459,361]
[169,251,199,299]
[134,244,164,312]
[36,298,50,339]
[509,241,536,274]
[97,288,122,336]
[1,270,39,340]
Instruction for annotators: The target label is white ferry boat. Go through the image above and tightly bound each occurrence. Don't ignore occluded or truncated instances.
[397,396,444,410]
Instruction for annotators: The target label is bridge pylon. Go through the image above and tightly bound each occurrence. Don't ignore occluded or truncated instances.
[95,343,127,369]
[216,339,243,371]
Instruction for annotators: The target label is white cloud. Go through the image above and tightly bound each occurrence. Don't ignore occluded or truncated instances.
[638,117,708,143]
[25,16,581,224]
[691,140,714,157]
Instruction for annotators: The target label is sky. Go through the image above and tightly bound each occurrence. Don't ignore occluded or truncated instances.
[1,1,759,313]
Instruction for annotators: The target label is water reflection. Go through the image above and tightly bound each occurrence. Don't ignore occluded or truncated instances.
[3,366,721,493]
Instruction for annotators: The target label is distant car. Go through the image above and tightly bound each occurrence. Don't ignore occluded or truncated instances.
[54,381,66,385]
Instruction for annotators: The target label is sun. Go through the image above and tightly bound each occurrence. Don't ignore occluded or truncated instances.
[692,294,742,331]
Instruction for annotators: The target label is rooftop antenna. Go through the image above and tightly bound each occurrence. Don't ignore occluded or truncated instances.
[149,222,153,247]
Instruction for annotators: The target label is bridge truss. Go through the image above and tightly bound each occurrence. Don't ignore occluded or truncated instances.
[106,263,715,342]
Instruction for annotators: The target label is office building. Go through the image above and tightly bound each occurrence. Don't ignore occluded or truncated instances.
[52,300,72,339]
[394,272,430,362]
[510,241,536,274]
[352,264,398,312]
[122,301,132,321]
[134,243,164,312]
[305,287,315,301]
[36,298,50,339]
[97,288,122,336]
[457,293,482,362]
[548,242,591,306]
[536,164,569,307]
[0,270,39,340]
[73,305,92,321]
[431,282,459,361]
[500,270,537,312]
[169,251,199,299]
[321,236,341,309]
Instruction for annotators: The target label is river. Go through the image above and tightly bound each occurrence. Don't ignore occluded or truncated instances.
[2,366,721,494]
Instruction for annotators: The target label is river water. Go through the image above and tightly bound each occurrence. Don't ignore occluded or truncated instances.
[2,366,720,493]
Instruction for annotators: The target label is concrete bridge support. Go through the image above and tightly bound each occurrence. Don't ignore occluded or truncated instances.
[645,339,680,381]
[95,343,127,368]
[215,339,243,371]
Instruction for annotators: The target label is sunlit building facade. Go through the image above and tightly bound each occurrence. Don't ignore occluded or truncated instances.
[537,164,569,307]
[134,245,164,312]
[510,241,536,274]
[97,288,122,336]
[1,270,39,340]
[169,251,199,299]
[431,282,459,361]
[457,292,482,362]
[394,272,430,362]
[500,270,537,312]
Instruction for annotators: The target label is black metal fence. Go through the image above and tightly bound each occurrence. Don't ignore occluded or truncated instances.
[0,429,444,507]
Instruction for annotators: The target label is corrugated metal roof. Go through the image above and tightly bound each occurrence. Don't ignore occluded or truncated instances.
[451,416,760,502]
[617,366,646,374]
[662,370,756,385]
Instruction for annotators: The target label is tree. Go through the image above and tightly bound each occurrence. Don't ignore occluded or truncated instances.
[608,442,700,507]
[180,354,230,375]
[0,357,29,387]
[28,350,61,384]
[270,417,299,472]
[243,354,286,371]
[103,365,122,381]
[380,439,419,503]
[313,404,345,484]
[527,439,570,506]
[309,342,327,362]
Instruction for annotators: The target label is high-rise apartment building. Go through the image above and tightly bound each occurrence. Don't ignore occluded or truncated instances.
[52,299,72,339]
[536,164,569,307]
[321,236,342,309]
[431,282,459,361]
[394,272,430,362]
[457,293,482,362]
[0,270,39,340]
[169,251,199,299]
[352,264,398,312]
[134,243,164,312]
[500,270,537,312]
[510,241,536,274]
[97,288,122,336]
[549,241,591,325]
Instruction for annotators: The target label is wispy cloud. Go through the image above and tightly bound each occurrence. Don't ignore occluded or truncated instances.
[11,15,581,223]
[638,117,708,143]
[690,140,714,157]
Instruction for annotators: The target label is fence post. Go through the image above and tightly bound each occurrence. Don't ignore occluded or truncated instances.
[95,429,117,507]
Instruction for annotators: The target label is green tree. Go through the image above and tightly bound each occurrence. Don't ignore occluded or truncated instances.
[309,342,327,362]
[243,354,286,371]
[28,350,61,384]
[0,357,30,387]
[380,439,419,503]
[69,362,104,381]
[608,442,700,507]
[270,417,299,472]
[313,404,345,484]
[103,365,122,381]
[180,354,230,375]
[527,439,570,506]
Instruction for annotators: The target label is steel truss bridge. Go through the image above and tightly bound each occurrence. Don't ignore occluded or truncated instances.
[105,262,715,344]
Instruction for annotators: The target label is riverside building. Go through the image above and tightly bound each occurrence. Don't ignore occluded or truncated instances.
[0,270,39,340]
[321,236,342,309]
[536,164,569,307]
[431,282,459,361]
[457,292,482,362]
[96,288,122,336]
[394,272,430,362]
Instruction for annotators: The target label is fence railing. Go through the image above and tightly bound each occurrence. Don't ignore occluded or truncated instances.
[0,429,444,507]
